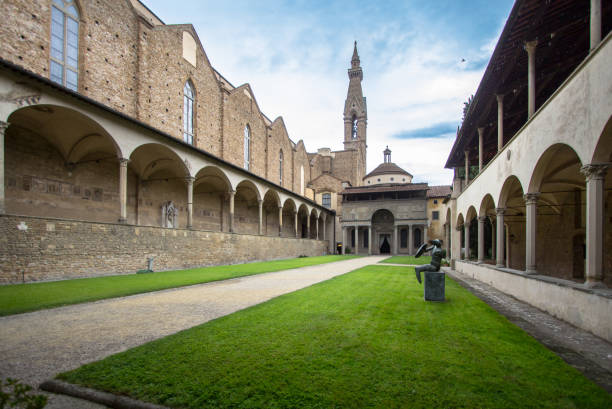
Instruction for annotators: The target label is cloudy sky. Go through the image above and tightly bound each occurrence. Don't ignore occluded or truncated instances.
[143,0,514,185]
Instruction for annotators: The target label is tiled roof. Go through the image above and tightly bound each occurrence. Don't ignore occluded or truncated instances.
[363,162,412,179]
[427,185,452,198]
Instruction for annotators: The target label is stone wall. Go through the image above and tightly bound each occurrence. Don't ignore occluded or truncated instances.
[452,261,612,343]
[0,214,328,284]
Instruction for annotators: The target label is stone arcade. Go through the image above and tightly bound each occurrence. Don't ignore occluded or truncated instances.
[0,0,375,282]
[444,0,612,342]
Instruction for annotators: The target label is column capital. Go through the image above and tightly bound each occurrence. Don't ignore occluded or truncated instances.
[0,120,9,133]
[523,193,540,205]
[119,157,130,166]
[580,164,608,181]
[228,189,236,195]
[495,94,504,103]
[524,40,538,53]
[477,127,485,136]
[184,176,195,184]
[495,207,506,216]
[477,215,487,223]
[278,205,283,210]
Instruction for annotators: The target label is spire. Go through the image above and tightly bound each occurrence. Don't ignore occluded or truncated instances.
[351,41,360,68]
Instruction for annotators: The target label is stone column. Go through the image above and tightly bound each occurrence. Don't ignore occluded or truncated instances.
[228,190,235,233]
[306,214,310,239]
[591,0,602,51]
[423,225,428,245]
[581,164,608,287]
[341,227,346,254]
[294,211,298,238]
[368,226,372,256]
[496,94,504,152]
[445,223,450,256]
[258,200,263,235]
[477,216,486,263]
[524,193,540,274]
[0,121,8,214]
[353,226,358,255]
[408,224,413,255]
[464,150,470,185]
[490,217,496,260]
[118,158,129,223]
[495,208,506,267]
[278,206,283,237]
[464,222,470,260]
[186,176,194,229]
[393,225,398,255]
[524,40,538,118]
[478,127,484,171]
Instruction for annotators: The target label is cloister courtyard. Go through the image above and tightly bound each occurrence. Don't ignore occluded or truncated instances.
[1,256,610,408]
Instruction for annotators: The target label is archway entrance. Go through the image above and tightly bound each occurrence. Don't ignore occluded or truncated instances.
[379,235,391,254]
[371,209,394,255]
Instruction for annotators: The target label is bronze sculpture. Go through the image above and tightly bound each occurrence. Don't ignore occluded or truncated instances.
[415,239,445,284]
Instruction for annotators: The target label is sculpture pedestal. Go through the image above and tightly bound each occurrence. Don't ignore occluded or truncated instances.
[424,271,445,301]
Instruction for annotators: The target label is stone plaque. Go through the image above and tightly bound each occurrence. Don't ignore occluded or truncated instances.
[424,271,445,301]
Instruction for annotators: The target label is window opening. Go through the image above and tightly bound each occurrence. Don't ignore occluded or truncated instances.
[50,0,79,91]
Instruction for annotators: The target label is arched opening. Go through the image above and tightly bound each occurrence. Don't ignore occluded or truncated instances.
[309,209,319,239]
[465,206,478,261]
[479,194,496,262]
[263,189,280,236]
[456,213,465,260]
[5,105,123,223]
[282,198,297,238]
[193,166,231,232]
[183,80,195,145]
[529,144,587,281]
[371,209,394,255]
[129,143,189,228]
[498,176,526,270]
[297,204,309,238]
[234,180,260,235]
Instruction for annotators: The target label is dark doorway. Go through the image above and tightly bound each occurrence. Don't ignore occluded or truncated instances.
[380,236,390,254]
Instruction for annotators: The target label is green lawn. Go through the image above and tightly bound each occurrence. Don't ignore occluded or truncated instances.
[0,255,357,317]
[381,255,432,265]
[59,265,610,409]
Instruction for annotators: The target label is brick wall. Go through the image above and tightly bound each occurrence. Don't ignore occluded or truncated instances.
[0,214,328,284]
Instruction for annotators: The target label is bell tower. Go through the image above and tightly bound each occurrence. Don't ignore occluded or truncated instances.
[343,41,367,184]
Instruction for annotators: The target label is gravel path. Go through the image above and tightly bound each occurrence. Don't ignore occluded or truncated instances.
[0,256,384,408]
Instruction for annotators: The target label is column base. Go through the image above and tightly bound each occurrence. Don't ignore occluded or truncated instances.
[118,217,127,224]
[524,269,538,275]
[495,263,505,268]
[477,259,485,264]
[584,280,607,289]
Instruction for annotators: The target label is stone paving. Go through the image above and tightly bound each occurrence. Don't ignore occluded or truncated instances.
[1,257,611,408]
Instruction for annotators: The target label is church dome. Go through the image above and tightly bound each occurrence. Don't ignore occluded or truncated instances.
[363,147,413,185]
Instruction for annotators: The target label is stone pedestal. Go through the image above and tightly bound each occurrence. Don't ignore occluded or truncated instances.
[424,271,445,301]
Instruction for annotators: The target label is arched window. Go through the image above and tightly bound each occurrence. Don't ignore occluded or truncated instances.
[279,150,283,183]
[351,114,358,139]
[244,125,251,170]
[50,0,79,91]
[183,81,194,144]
